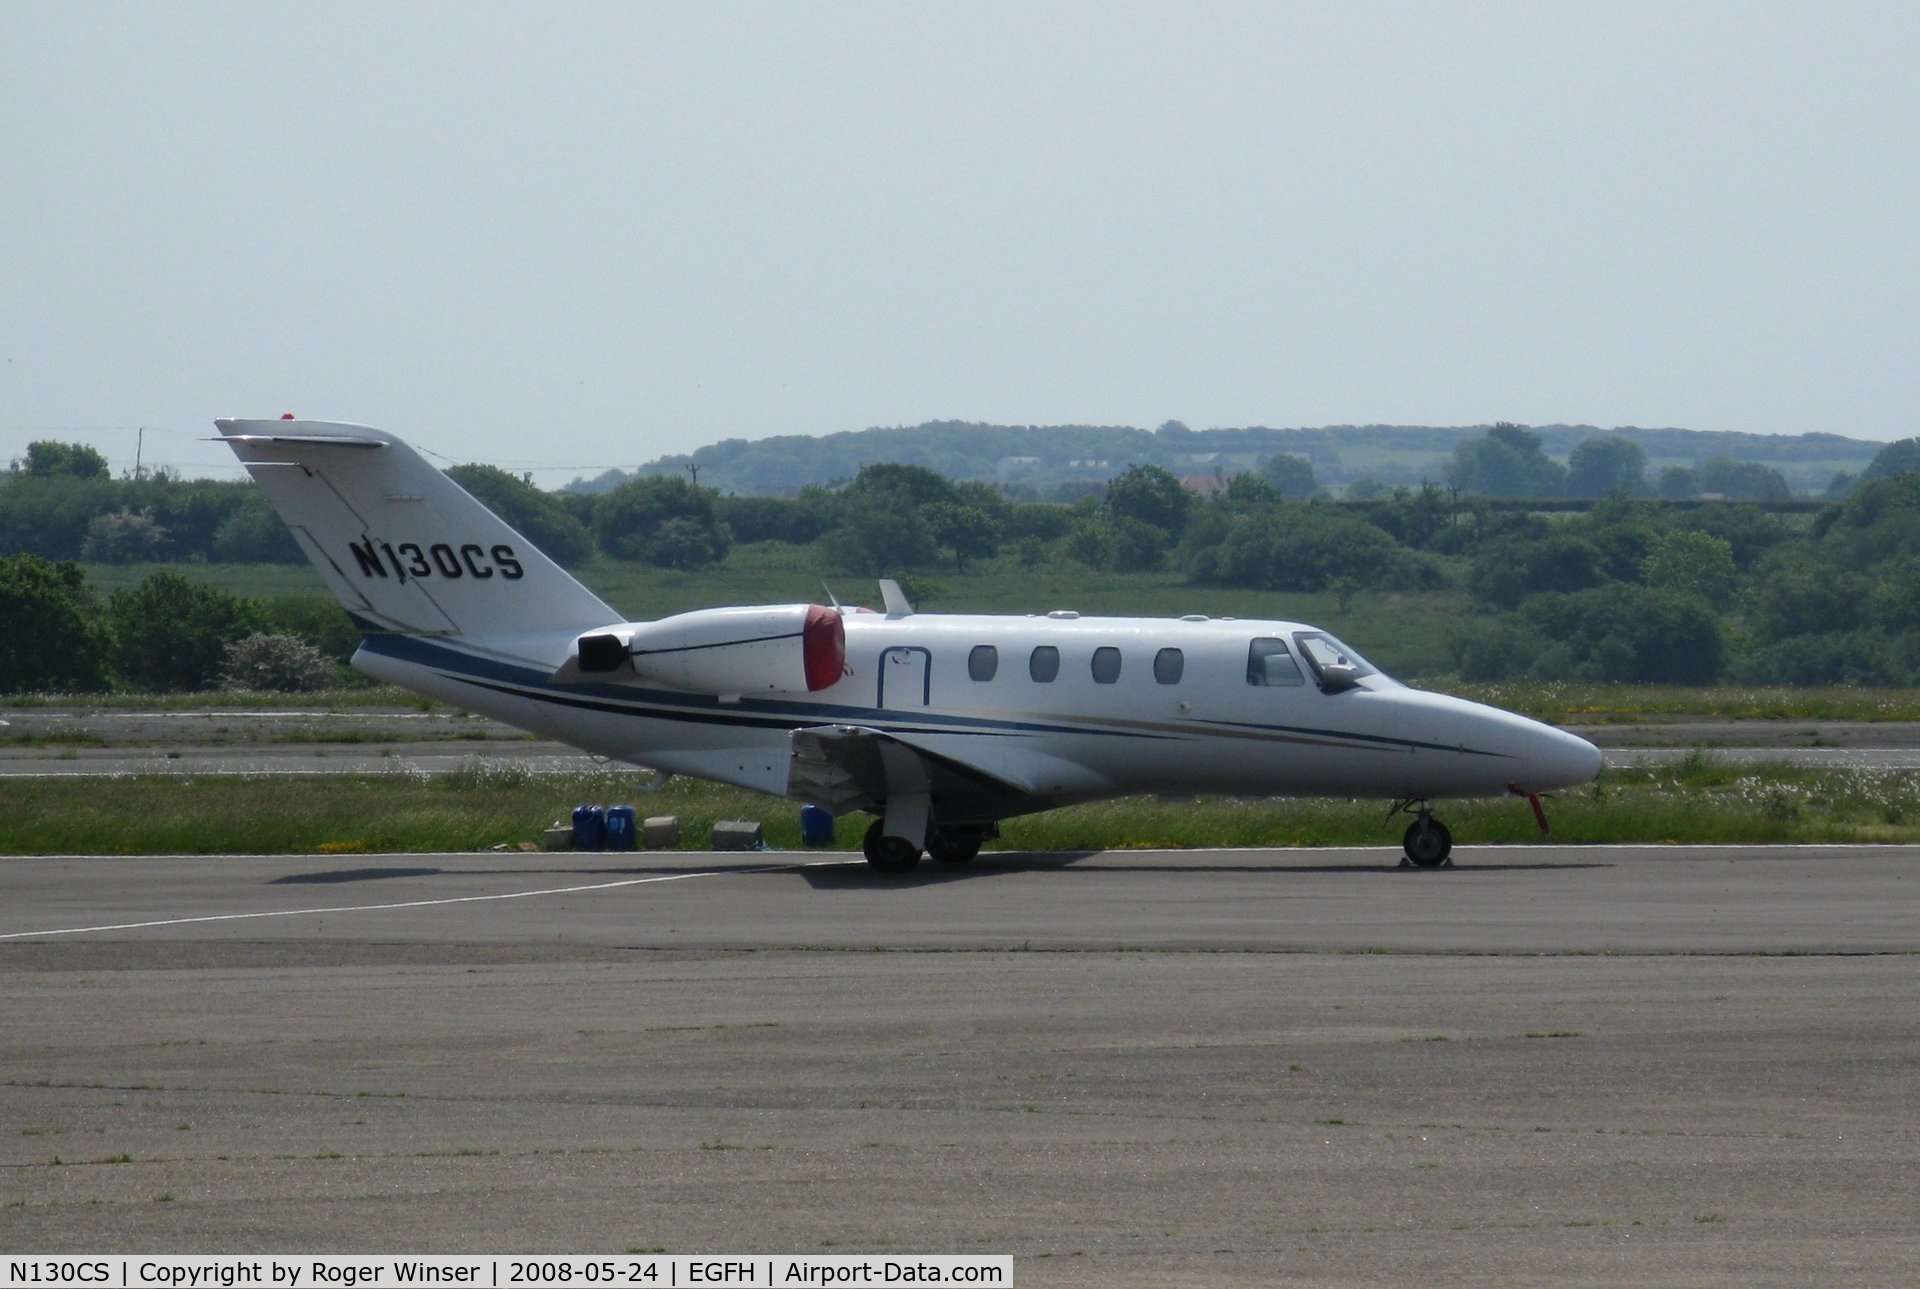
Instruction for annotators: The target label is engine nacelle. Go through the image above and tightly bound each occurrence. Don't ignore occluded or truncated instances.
[553,604,845,695]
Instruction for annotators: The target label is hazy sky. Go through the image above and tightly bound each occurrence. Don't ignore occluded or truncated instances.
[3,2,1916,481]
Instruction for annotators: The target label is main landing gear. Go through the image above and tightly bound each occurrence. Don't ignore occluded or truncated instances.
[862,819,921,873]
[1395,802,1453,868]
[861,819,991,873]
[927,829,983,865]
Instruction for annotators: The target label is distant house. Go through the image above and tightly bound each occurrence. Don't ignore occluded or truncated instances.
[1180,469,1232,499]
[994,456,1043,477]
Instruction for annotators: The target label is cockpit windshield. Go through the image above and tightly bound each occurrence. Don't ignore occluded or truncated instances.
[1291,631,1385,685]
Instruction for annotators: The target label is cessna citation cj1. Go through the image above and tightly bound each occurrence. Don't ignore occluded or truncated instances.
[217,418,1602,872]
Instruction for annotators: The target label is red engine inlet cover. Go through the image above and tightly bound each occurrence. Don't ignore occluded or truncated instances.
[802,604,846,692]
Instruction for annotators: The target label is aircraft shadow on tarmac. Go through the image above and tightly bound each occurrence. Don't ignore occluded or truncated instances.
[793,851,1612,888]
[270,866,446,884]
[265,852,1611,891]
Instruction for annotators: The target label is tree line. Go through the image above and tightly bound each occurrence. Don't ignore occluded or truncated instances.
[5,428,1919,693]
[2,424,1891,570]
[583,418,1883,497]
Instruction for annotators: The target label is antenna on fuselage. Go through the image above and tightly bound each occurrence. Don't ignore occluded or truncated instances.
[877,578,914,619]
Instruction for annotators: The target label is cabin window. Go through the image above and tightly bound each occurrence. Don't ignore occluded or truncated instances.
[968,645,999,682]
[1154,647,1184,684]
[1029,645,1060,683]
[1247,637,1305,686]
[1091,646,1122,684]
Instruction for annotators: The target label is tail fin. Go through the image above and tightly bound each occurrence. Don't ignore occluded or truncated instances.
[216,419,617,639]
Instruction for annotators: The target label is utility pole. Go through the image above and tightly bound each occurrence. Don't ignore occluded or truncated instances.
[684,461,700,487]
[134,427,144,480]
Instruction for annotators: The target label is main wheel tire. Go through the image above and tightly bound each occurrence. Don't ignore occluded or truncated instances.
[862,819,922,873]
[927,829,982,865]
[1402,817,1453,868]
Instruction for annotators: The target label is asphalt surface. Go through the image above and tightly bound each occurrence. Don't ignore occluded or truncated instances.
[3,844,1919,1285]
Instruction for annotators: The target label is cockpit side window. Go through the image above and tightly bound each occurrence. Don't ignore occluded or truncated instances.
[1292,632,1379,682]
[1246,637,1305,686]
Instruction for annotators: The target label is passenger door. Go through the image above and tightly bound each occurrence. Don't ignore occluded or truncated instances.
[877,646,932,709]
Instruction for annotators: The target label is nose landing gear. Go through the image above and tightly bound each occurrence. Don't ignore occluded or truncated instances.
[1393,801,1453,868]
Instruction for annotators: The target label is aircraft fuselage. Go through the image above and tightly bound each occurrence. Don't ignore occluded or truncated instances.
[354,609,1601,822]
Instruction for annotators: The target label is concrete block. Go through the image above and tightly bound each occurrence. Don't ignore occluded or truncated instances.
[711,819,764,851]
[541,826,573,851]
[642,815,679,850]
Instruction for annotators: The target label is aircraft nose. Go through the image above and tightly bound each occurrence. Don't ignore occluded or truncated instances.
[1522,724,1604,790]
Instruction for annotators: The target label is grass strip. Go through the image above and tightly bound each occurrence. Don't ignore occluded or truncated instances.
[1440,682,1920,724]
[0,686,431,712]
[0,757,1915,855]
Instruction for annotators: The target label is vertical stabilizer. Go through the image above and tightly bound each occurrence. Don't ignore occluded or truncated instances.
[216,419,617,640]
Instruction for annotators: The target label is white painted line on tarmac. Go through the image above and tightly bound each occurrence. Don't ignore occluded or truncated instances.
[0,858,862,941]
[6,843,1914,942]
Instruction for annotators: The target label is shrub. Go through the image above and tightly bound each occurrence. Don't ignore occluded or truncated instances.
[1467,533,1606,609]
[0,554,115,693]
[1519,584,1724,684]
[595,475,731,568]
[1190,504,1440,593]
[81,507,171,563]
[220,632,335,692]
[108,572,264,691]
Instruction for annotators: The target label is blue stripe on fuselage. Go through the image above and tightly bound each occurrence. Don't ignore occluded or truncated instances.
[356,632,1511,758]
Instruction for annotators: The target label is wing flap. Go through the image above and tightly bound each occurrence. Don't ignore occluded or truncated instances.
[788,725,1028,817]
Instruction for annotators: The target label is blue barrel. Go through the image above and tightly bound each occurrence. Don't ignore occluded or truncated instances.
[799,804,835,847]
[571,804,606,851]
[605,805,636,852]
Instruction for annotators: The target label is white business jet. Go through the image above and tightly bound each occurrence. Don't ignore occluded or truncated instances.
[218,418,1602,871]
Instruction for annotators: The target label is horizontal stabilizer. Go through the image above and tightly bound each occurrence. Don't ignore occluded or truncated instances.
[215,434,387,449]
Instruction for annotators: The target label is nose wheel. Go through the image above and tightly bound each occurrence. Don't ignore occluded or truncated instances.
[1401,812,1453,868]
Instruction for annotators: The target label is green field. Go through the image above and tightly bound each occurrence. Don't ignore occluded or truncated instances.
[78,554,1476,680]
[48,558,1920,725]
[26,545,1920,726]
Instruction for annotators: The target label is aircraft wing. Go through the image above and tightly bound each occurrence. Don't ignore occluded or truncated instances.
[788,725,1031,819]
